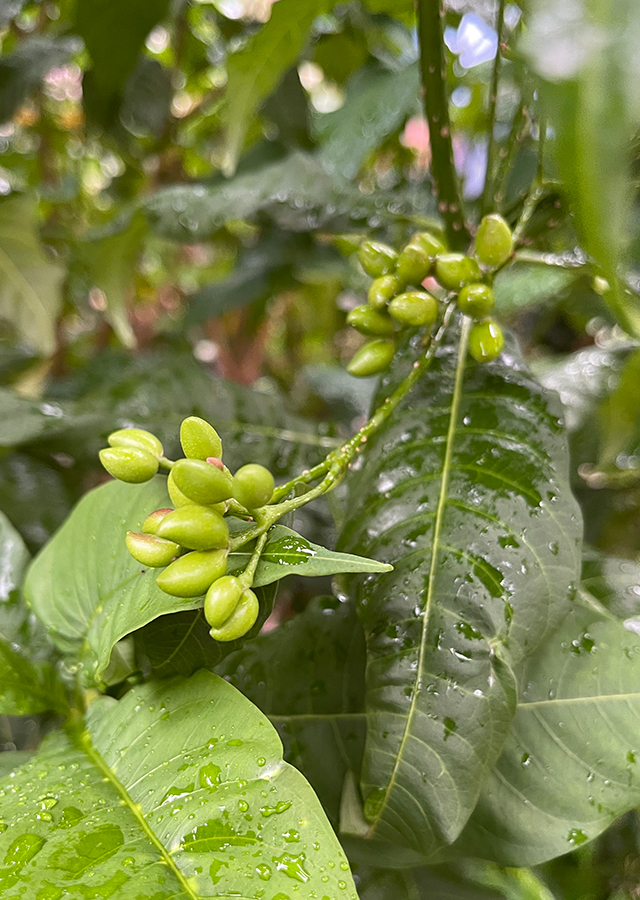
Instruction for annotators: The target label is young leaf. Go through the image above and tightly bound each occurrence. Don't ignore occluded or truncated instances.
[219,595,367,827]
[0,670,358,898]
[0,194,65,356]
[338,327,583,858]
[450,556,640,865]
[228,525,393,587]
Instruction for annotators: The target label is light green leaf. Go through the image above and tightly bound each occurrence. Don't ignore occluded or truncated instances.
[0,750,32,779]
[0,195,65,355]
[493,264,577,315]
[228,525,392,587]
[0,670,357,897]
[222,0,331,175]
[338,325,582,859]
[596,347,640,470]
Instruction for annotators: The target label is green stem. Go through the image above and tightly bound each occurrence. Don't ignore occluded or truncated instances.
[158,456,175,470]
[417,0,470,249]
[481,0,506,217]
[239,532,269,587]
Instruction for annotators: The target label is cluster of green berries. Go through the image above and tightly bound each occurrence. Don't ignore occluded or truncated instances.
[99,418,276,642]
[346,213,513,376]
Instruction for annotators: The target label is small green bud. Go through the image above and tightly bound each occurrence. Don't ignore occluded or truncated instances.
[410,231,446,260]
[204,575,244,629]
[358,240,398,278]
[232,464,275,510]
[395,242,433,287]
[388,291,438,328]
[346,339,395,378]
[125,531,180,568]
[434,253,482,291]
[156,505,229,551]
[172,458,233,506]
[367,274,402,310]
[468,318,505,363]
[346,305,395,337]
[156,548,228,598]
[209,588,259,642]
[108,428,163,458]
[180,416,223,461]
[475,214,513,267]
[457,283,495,318]
[142,508,173,535]
[99,447,159,484]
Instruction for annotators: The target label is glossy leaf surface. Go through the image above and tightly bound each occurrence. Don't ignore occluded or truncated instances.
[0,670,357,897]
[339,327,582,857]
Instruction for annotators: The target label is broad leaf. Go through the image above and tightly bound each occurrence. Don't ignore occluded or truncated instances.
[0,750,32,779]
[0,37,78,123]
[0,670,357,897]
[0,640,65,715]
[338,326,582,858]
[0,195,65,356]
[354,862,505,900]
[493,264,576,315]
[228,525,392,587]
[451,555,640,865]
[0,452,72,552]
[219,595,366,828]
[0,508,30,647]
[222,0,331,174]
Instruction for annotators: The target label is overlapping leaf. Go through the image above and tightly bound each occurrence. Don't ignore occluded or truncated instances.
[0,670,357,897]
[338,326,582,858]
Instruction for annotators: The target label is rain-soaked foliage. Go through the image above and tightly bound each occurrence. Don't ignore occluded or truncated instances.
[1,0,640,898]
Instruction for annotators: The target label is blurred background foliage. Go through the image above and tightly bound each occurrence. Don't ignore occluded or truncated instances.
[1,0,640,896]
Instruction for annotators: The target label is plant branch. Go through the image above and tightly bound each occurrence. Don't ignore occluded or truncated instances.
[417,0,470,249]
[481,0,506,217]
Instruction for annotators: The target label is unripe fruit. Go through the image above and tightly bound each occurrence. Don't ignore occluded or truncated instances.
[209,588,259,642]
[142,508,172,535]
[108,428,163,458]
[475,214,513,267]
[232,464,275,510]
[156,548,228,598]
[434,253,481,290]
[156,505,229,551]
[368,274,402,310]
[395,243,433,287]
[180,416,223,461]
[358,240,398,278]
[126,531,179,567]
[388,292,438,328]
[167,470,226,515]
[172,458,233,506]
[99,447,159,484]
[468,318,505,363]
[347,339,395,377]
[346,305,394,337]
[204,575,244,629]
[457,283,495,318]
[411,231,446,260]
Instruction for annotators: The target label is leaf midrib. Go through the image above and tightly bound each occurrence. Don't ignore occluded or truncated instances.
[368,320,471,834]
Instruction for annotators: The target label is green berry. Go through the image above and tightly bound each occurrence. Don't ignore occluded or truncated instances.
[107,428,163,458]
[475,214,513,267]
[209,588,259,642]
[368,274,402,310]
[346,305,395,337]
[346,339,395,377]
[434,253,482,291]
[457,283,495,318]
[410,231,446,260]
[395,242,433,287]
[204,575,244,629]
[99,447,159,484]
[156,504,229,551]
[232,464,275,510]
[156,548,228,598]
[468,318,505,363]
[172,458,233,506]
[180,416,223,461]
[358,240,398,278]
[142,508,172,535]
[167,470,226,515]
[388,292,438,328]
[125,531,180,568]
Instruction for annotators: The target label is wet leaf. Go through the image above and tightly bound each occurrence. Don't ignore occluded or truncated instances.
[354,861,505,900]
[338,325,582,858]
[0,640,65,716]
[0,670,357,897]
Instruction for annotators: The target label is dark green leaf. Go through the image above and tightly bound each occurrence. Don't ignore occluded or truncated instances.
[596,348,640,470]
[0,640,65,716]
[0,670,357,896]
[338,325,582,858]
[121,57,172,138]
[354,861,506,900]
[0,509,30,648]
[0,37,79,124]
[0,453,72,552]
[219,595,366,827]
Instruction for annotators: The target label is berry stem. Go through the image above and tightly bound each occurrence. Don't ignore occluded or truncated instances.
[158,456,175,470]
[239,532,269,587]
[481,0,506,218]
